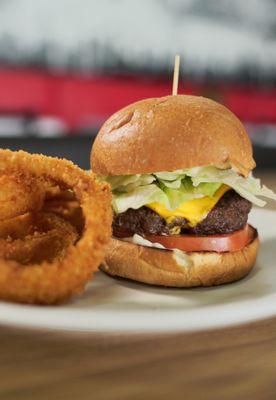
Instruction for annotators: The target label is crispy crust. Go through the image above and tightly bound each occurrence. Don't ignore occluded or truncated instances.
[0,212,78,265]
[101,231,259,287]
[0,172,44,221]
[91,95,255,177]
[0,149,112,304]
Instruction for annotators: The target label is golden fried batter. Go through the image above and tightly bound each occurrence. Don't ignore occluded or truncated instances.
[0,150,112,305]
[0,173,44,221]
[0,212,78,265]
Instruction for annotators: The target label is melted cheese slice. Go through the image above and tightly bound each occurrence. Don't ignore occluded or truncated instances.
[147,185,229,227]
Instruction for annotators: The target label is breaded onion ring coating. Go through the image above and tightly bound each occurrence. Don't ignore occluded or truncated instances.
[42,190,85,235]
[0,149,112,305]
[0,173,44,221]
[0,212,78,265]
[0,213,34,239]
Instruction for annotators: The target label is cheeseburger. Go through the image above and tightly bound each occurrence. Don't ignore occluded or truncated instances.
[91,95,276,287]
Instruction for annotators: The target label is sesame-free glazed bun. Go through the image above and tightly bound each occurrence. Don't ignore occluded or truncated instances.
[91,95,255,177]
[101,231,259,287]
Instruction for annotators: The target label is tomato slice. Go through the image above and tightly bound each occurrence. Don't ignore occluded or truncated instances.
[145,224,255,253]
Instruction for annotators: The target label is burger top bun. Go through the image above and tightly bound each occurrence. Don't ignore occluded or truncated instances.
[91,95,255,177]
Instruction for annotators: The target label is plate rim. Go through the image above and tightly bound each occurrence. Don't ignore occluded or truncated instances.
[0,293,276,333]
[0,208,275,334]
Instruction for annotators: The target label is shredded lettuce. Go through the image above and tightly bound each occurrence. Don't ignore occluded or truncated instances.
[111,184,170,214]
[185,166,276,207]
[103,166,276,214]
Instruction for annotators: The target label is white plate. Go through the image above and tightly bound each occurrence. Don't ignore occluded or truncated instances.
[0,208,275,334]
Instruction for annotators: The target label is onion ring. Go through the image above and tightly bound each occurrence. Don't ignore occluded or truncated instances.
[0,212,78,265]
[0,172,44,221]
[42,192,85,235]
[0,213,34,239]
[0,149,112,304]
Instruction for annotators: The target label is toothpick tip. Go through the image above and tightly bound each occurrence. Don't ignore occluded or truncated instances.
[172,54,180,96]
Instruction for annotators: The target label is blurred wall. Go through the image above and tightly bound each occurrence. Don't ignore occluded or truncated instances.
[0,0,275,163]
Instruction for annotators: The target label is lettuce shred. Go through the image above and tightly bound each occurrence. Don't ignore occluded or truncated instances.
[103,166,276,214]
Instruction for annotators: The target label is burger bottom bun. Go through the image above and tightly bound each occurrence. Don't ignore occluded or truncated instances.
[101,230,259,287]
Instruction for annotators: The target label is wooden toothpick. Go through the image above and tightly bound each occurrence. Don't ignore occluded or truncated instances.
[172,54,180,96]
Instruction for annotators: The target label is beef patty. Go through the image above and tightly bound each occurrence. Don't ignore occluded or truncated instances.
[113,206,170,237]
[189,190,252,235]
[112,190,252,237]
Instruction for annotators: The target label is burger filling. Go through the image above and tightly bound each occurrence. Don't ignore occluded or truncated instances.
[113,190,252,237]
[102,166,276,255]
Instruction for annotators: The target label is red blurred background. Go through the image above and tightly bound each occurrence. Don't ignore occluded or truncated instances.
[0,0,275,167]
[0,68,275,133]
